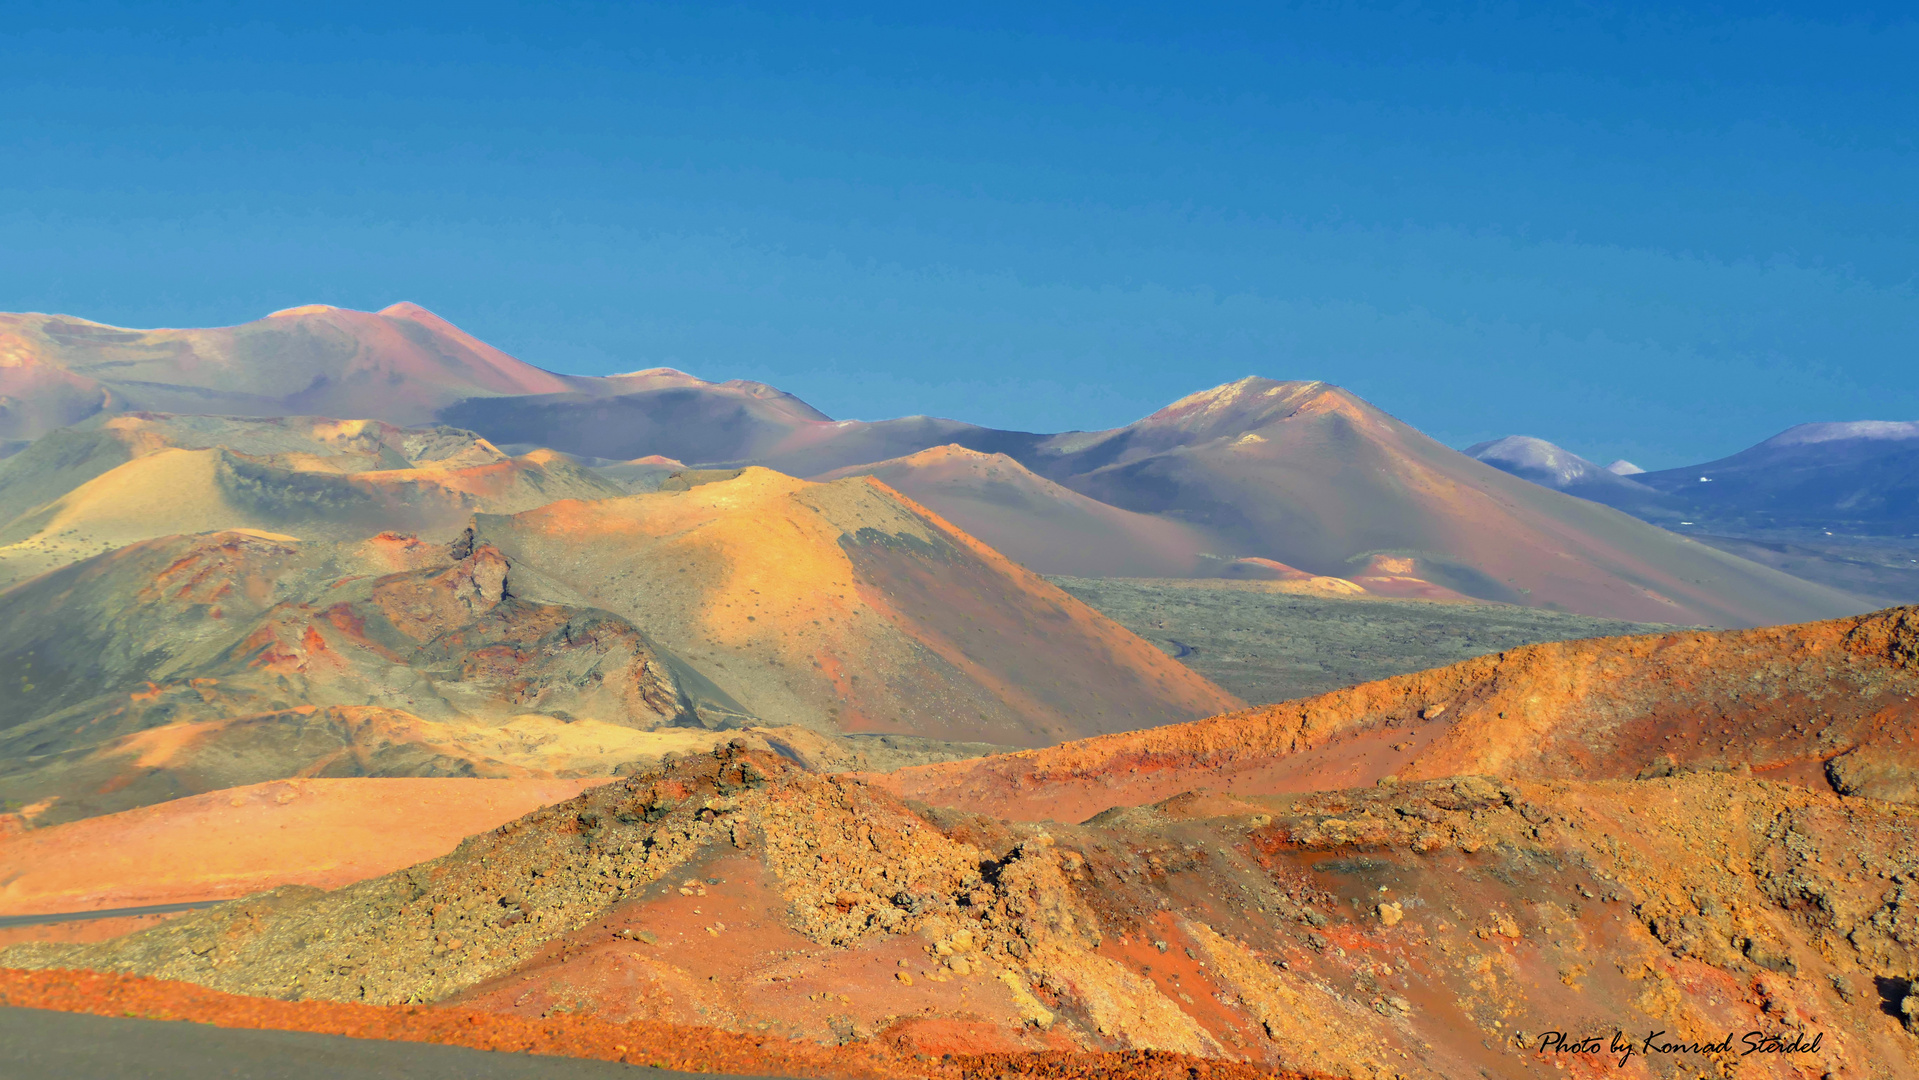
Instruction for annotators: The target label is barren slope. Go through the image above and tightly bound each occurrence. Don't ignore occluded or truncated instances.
[0,530,723,823]
[439,369,843,466]
[475,469,1242,746]
[1638,420,1919,535]
[0,413,519,526]
[11,745,1919,1078]
[814,446,1212,578]
[0,414,623,586]
[876,605,1919,824]
[1030,379,1870,626]
[0,777,610,916]
[0,303,577,439]
[444,370,1875,626]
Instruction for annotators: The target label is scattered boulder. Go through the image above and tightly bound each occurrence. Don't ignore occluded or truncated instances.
[1827,746,1919,804]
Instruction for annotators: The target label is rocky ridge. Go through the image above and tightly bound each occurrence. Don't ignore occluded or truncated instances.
[11,742,1919,1077]
[877,604,1919,823]
[0,529,712,823]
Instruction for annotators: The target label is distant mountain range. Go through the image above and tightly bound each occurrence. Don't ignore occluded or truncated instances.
[1470,425,1919,536]
[1638,422,1919,535]
[1468,426,1919,602]
[1463,435,1682,520]
[0,303,1873,629]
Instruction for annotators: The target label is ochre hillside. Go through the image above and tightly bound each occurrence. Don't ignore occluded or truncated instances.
[876,604,1919,823]
[0,776,611,919]
[814,445,1211,578]
[1026,378,1869,627]
[0,413,623,587]
[0,530,735,824]
[476,468,1243,745]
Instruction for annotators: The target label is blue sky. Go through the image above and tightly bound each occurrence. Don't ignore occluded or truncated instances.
[4,2,1915,468]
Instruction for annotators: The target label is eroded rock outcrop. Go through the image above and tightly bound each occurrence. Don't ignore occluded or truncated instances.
[0,530,704,823]
[12,745,1919,1077]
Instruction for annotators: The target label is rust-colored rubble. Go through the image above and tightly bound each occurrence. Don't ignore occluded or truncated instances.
[875,605,1919,823]
[9,741,1919,1078]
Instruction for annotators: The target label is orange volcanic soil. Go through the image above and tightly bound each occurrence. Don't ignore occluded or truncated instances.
[15,744,1919,1076]
[477,468,1241,745]
[0,777,610,918]
[442,848,1078,1053]
[876,604,1919,823]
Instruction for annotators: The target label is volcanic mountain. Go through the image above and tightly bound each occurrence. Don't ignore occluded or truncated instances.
[1014,379,1867,626]
[0,303,580,440]
[1471,424,1919,603]
[4,304,1879,626]
[813,445,1212,578]
[473,469,1243,746]
[1464,434,1681,520]
[450,371,1874,626]
[0,413,624,587]
[13,737,1919,1077]
[1633,420,1919,535]
[439,368,907,472]
[0,528,751,824]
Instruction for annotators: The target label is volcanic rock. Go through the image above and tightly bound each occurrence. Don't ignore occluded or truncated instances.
[0,529,712,823]
[877,604,1919,823]
[10,744,1919,1077]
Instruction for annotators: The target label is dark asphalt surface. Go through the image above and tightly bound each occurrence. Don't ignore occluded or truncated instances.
[0,1008,795,1080]
[0,901,226,929]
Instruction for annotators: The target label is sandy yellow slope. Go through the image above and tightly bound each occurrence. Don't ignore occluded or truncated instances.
[0,423,623,588]
[477,468,1243,746]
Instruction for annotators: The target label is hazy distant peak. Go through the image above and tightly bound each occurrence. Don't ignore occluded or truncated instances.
[1606,459,1645,475]
[267,304,345,318]
[819,443,1029,480]
[607,366,699,380]
[1138,377,1355,440]
[1155,376,1312,415]
[718,377,819,403]
[589,367,828,411]
[1758,421,1919,448]
[1465,435,1602,486]
[376,300,446,322]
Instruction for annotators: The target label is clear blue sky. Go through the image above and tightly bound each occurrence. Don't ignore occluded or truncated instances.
[5,2,1915,468]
